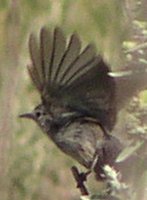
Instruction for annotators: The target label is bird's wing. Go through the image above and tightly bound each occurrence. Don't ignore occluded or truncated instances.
[28,26,116,131]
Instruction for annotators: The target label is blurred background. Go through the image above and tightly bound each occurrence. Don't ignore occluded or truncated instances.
[0,0,147,200]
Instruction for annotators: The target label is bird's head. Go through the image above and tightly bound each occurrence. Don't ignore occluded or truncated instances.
[19,104,53,133]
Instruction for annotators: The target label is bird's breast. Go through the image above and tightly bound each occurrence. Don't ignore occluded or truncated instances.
[50,120,104,168]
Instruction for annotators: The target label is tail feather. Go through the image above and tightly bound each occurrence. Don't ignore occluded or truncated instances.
[27,64,42,91]
[60,44,96,85]
[40,27,52,83]
[55,33,81,84]
[64,56,100,87]
[27,26,116,131]
[29,33,43,86]
[50,27,66,83]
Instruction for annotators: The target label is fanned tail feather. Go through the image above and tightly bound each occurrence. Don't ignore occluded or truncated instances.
[27,26,116,131]
[54,33,81,84]
[29,33,43,89]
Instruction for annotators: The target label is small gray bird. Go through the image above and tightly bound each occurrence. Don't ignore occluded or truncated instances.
[19,26,147,180]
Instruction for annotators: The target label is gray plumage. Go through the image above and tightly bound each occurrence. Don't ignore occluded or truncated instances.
[20,26,147,180]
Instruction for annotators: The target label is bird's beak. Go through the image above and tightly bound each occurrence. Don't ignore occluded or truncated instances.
[19,112,35,120]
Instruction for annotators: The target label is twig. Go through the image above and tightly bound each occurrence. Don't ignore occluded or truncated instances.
[125,42,147,53]
[71,166,90,196]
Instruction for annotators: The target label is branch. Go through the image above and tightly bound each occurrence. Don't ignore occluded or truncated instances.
[125,42,147,54]
[71,166,90,196]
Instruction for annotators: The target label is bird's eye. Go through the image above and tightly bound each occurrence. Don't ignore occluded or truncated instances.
[36,112,41,118]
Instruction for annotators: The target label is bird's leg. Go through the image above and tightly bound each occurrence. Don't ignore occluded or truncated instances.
[90,153,99,171]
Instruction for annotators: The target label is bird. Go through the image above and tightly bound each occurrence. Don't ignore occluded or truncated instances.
[19,26,147,181]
